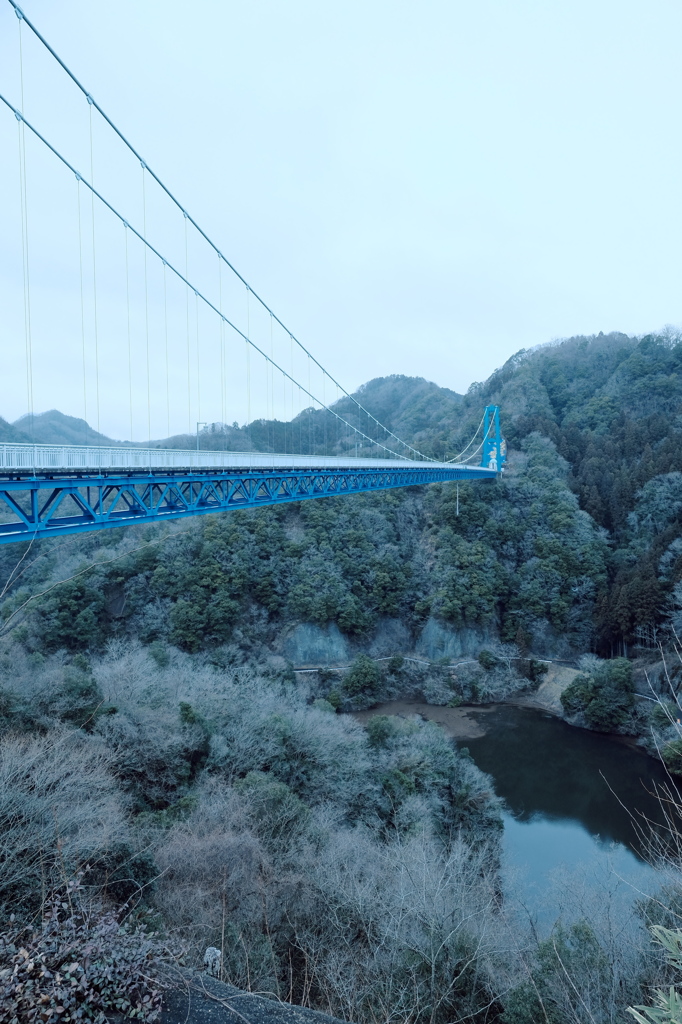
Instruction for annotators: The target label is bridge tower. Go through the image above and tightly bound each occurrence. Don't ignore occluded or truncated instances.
[481,405,506,472]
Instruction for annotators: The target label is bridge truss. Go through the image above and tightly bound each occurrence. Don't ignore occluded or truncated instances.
[0,457,497,545]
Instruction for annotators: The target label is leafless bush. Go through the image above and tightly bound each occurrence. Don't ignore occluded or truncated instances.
[154,783,293,994]
[154,779,504,1022]
[295,830,503,1023]
[0,728,129,913]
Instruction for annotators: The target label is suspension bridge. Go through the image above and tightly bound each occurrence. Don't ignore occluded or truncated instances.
[0,3,505,546]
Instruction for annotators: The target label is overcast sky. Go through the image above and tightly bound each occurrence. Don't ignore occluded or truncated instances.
[1,0,681,440]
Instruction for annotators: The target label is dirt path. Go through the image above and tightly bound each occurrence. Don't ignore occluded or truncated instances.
[511,663,580,714]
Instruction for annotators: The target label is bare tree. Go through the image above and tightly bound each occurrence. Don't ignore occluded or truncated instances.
[0,728,129,912]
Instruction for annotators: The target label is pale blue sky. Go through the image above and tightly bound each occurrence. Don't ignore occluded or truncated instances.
[1,0,680,438]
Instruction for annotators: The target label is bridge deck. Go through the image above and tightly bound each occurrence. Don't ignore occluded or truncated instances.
[0,444,497,545]
[1,442,489,475]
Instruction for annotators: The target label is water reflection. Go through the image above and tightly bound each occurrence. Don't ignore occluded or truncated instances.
[355,700,676,892]
[461,705,670,859]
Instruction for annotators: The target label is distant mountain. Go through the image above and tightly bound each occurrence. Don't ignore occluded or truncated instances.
[345,375,463,436]
[12,410,128,447]
[150,375,465,460]
[4,376,463,457]
[0,416,30,443]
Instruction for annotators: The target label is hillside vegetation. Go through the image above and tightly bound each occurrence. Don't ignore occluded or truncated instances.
[8,330,682,657]
[3,330,682,1021]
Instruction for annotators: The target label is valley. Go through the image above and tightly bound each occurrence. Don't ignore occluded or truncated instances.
[3,330,682,1022]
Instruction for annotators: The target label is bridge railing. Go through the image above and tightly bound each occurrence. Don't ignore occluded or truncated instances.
[0,443,472,473]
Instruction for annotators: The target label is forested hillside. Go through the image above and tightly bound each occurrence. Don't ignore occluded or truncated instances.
[5,330,680,657]
[466,329,682,650]
[3,330,682,1022]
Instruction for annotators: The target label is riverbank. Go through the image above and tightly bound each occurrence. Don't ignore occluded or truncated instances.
[352,700,669,881]
[506,661,580,714]
[353,700,499,740]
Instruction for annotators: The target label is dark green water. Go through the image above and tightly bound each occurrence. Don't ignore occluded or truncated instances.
[461,706,667,852]
[357,700,674,892]
[460,705,671,887]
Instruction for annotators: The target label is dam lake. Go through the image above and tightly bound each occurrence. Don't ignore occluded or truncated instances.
[354,701,675,912]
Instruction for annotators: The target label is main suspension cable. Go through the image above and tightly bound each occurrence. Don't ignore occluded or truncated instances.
[0,91,450,462]
[5,0,432,462]
[445,413,486,463]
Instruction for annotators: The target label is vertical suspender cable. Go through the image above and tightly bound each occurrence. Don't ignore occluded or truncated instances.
[16,16,34,446]
[141,162,151,447]
[307,355,312,456]
[184,213,191,434]
[219,256,225,443]
[290,335,294,437]
[77,177,87,444]
[269,314,274,453]
[245,286,251,449]
[124,223,133,441]
[87,97,100,440]
[282,363,287,456]
[163,260,170,438]
[195,290,200,423]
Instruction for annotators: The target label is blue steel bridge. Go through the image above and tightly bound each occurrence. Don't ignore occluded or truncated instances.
[0,3,506,546]
[0,432,503,545]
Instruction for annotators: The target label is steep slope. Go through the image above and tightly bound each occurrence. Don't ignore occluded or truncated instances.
[454,330,682,647]
[5,332,682,654]
[0,417,29,443]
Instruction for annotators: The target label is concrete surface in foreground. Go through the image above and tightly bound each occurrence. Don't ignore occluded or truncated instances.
[160,972,349,1024]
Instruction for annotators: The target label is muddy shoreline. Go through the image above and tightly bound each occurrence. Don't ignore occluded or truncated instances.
[353,700,503,740]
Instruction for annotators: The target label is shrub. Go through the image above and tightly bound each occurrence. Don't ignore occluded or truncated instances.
[0,729,129,913]
[526,659,549,686]
[561,673,593,716]
[148,640,170,668]
[651,701,680,730]
[0,878,178,1023]
[179,701,201,726]
[561,658,635,732]
[45,668,105,728]
[502,920,634,1024]
[366,715,395,747]
[345,655,380,697]
[662,739,682,777]
[96,710,209,812]
[628,925,682,1024]
[312,698,336,714]
[236,771,309,846]
[478,650,498,671]
[34,578,108,652]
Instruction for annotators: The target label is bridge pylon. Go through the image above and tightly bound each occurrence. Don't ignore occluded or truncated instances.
[481,405,506,473]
